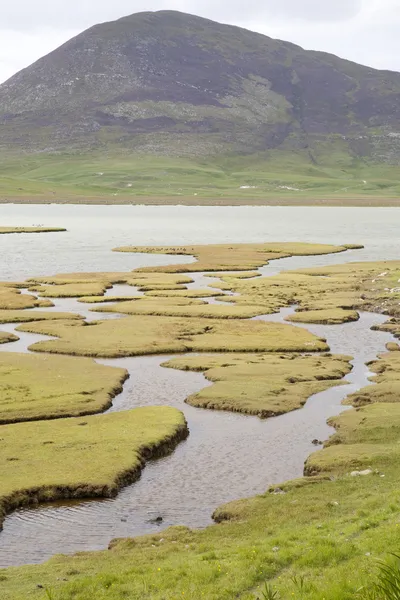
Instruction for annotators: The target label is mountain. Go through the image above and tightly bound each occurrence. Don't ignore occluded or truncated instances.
[0,10,400,200]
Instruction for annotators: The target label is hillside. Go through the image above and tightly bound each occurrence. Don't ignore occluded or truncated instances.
[0,10,400,201]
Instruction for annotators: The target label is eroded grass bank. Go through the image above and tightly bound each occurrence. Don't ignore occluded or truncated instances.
[1,243,400,599]
[0,407,188,532]
[1,346,400,600]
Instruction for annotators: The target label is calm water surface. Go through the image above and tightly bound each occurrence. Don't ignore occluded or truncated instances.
[0,204,398,566]
[0,204,399,280]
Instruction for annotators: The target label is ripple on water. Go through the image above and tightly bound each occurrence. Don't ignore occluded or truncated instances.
[0,247,397,566]
[0,305,395,567]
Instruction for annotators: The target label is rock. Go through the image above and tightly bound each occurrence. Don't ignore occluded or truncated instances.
[148,516,163,524]
[312,439,323,446]
[272,488,286,495]
[350,469,373,477]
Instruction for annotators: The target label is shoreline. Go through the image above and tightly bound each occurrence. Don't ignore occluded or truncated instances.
[0,196,400,207]
[0,419,189,532]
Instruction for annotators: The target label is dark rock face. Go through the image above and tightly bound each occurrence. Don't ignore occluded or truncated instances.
[1,9,400,160]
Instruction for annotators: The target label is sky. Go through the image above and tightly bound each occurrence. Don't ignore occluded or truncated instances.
[1,0,399,83]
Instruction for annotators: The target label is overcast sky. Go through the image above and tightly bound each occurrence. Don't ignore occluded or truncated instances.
[1,0,399,83]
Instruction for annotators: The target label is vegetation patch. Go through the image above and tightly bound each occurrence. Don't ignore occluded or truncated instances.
[144,289,226,298]
[15,315,328,358]
[163,353,352,417]
[36,282,109,299]
[286,309,360,325]
[217,260,400,322]
[0,227,66,234]
[0,352,128,424]
[114,242,354,273]
[78,295,142,304]
[0,287,53,310]
[0,407,187,531]
[0,332,18,345]
[93,297,268,319]
[346,351,400,407]
[0,311,82,324]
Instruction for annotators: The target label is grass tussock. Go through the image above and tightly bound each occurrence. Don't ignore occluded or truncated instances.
[0,286,53,310]
[93,296,268,319]
[36,282,109,299]
[114,242,352,273]
[163,352,352,417]
[16,315,328,358]
[0,311,83,324]
[0,332,19,344]
[0,352,128,424]
[286,309,360,325]
[216,260,400,322]
[0,407,187,531]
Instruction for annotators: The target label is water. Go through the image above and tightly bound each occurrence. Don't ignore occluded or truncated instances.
[0,204,398,566]
[0,204,399,280]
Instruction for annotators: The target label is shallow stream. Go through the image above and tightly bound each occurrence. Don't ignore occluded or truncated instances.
[0,250,396,566]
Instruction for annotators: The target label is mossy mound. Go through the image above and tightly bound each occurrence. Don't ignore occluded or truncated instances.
[0,332,18,345]
[93,297,268,319]
[0,407,187,530]
[36,282,109,298]
[0,286,52,310]
[114,242,352,273]
[0,352,128,424]
[16,315,328,358]
[286,309,359,325]
[163,353,352,417]
[0,311,82,324]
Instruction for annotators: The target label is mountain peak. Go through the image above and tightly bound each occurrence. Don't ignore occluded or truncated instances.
[0,10,399,166]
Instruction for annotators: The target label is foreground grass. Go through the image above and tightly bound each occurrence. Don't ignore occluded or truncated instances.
[0,406,187,531]
[15,315,328,357]
[0,352,128,424]
[163,352,352,417]
[2,347,400,600]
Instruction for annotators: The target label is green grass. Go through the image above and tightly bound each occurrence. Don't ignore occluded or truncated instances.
[15,315,329,357]
[162,352,352,417]
[286,308,360,325]
[0,406,187,531]
[115,242,353,273]
[2,255,400,599]
[0,332,18,344]
[1,152,400,202]
[0,286,53,310]
[3,344,400,600]
[0,352,128,424]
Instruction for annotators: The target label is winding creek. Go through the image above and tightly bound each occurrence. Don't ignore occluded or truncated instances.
[0,249,397,567]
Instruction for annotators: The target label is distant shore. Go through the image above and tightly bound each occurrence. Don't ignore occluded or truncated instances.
[0,195,399,207]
